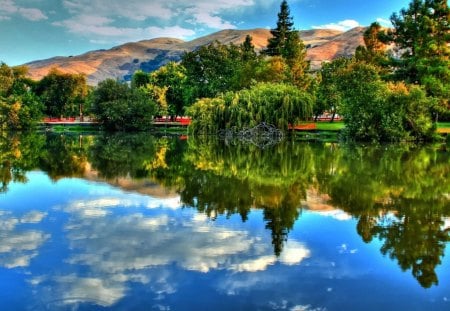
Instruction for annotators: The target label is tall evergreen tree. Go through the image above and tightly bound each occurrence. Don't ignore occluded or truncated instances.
[240,35,257,61]
[266,0,294,57]
[265,1,310,88]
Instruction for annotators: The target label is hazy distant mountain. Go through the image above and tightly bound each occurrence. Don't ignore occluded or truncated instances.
[25,27,365,85]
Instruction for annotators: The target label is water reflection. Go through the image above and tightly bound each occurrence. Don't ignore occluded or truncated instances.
[0,132,449,292]
[21,190,309,309]
[0,210,49,268]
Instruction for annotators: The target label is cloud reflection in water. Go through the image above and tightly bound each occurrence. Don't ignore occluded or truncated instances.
[28,195,311,308]
[0,211,49,269]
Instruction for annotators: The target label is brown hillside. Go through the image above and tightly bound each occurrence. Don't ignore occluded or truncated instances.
[26,27,365,85]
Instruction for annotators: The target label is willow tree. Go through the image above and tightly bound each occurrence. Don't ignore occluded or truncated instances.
[187,82,313,135]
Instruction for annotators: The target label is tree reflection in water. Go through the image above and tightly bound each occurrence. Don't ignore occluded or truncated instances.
[0,133,449,287]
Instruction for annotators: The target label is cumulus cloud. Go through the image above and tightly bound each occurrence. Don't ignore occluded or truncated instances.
[17,7,47,21]
[312,19,360,32]
[0,0,47,21]
[53,0,269,43]
[54,275,126,307]
[0,211,49,268]
[28,194,311,308]
[311,209,352,221]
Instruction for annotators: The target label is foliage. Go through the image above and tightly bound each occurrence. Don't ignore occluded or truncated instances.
[383,0,450,113]
[35,68,88,117]
[0,132,45,192]
[265,0,294,57]
[315,58,353,121]
[149,62,187,118]
[264,0,310,89]
[0,93,43,130]
[355,22,390,71]
[187,82,313,134]
[181,40,263,104]
[316,144,450,288]
[0,62,43,130]
[322,59,435,141]
[181,41,243,103]
[90,79,157,131]
[131,70,150,89]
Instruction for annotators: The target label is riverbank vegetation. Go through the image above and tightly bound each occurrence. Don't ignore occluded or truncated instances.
[0,0,448,142]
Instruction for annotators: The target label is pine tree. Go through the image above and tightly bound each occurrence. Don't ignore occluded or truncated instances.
[266,0,295,57]
[387,0,449,81]
[387,0,450,114]
[265,1,310,88]
[241,35,257,61]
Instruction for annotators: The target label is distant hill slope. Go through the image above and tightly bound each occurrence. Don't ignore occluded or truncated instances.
[25,27,365,85]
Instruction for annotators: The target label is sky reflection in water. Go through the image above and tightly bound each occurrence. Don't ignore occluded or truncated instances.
[0,134,449,310]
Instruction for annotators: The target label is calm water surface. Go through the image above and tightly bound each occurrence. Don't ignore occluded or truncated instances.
[0,133,449,310]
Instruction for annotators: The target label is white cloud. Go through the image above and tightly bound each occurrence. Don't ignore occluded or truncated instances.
[55,275,126,307]
[230,256,277,272]
[376,18,392,27]
[312,19,360,32]
[53,15,195,43]
[0,0,17,14]
[62,0,172,21]
[0,211,49,268]
[21,211,48,224]
[311,209,352,221]
[17,7,47,21]
[54,0,264,43]
[279,241,311,265]
[0,0,47,21]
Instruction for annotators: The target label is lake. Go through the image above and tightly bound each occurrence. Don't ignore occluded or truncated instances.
[0,132,449,310]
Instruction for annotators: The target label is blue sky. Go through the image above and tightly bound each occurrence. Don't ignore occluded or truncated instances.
[0,0,416,65]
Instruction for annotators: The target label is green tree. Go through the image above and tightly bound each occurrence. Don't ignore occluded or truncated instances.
[355,22,389,70]
[0,63,43,130]
[336,60,435,141]
[241,35,257,61]
[131,70,150,89]
[385,0,450,115]
[150,62,187,118]
[266,0,295,57]
[187,82,313,134]
[35,69,87,118]
[265,1,310,88]
[90,79,157,131]
[316,58,352,122]
[181,41,243,104]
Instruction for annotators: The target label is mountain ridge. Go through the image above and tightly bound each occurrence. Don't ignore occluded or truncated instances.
[25,27,366,85]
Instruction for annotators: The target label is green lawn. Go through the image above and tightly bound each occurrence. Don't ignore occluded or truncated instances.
[314,121,449,132]
[316,121,345,131]
[437,122,450,129]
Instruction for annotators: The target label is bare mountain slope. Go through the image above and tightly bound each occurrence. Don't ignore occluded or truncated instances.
[26,27,364,85]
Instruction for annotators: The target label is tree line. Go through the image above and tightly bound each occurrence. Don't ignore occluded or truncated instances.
[0,0,448,141]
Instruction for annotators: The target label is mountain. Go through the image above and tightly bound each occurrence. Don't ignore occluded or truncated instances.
[25,27,365,85]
